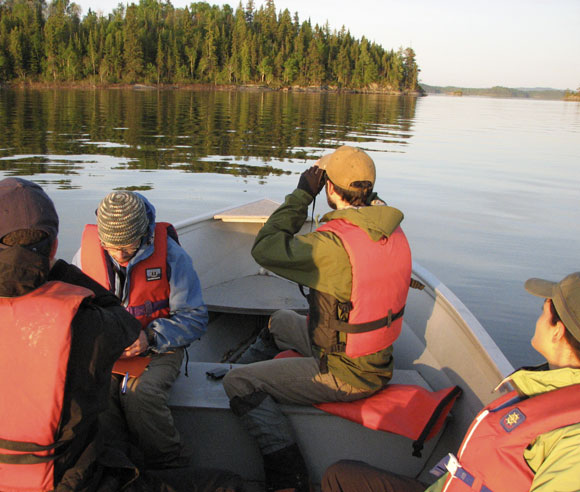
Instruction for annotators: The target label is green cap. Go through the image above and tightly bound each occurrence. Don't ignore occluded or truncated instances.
[525,272,580,342]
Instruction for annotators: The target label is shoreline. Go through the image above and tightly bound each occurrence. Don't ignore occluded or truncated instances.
[0,80,424,96]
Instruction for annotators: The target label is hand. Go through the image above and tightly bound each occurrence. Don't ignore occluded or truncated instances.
[297,166,326,197]
[120,330,149,358]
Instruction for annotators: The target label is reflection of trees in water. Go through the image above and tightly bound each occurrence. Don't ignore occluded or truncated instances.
[0,89,417,177]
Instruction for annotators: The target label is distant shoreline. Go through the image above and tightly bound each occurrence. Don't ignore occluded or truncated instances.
[421,83,576,101]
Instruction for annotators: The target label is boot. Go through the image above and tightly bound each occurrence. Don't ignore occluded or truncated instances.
[236,327,280,364]
[263,443,310,492]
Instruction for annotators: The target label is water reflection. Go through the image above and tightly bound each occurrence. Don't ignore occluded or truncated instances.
[0,89,417,181]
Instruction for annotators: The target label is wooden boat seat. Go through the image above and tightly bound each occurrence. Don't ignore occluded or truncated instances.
[169,362,448,484]
[213,199,282,223]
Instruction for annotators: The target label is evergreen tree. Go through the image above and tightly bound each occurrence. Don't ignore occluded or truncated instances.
[0,0,420,91]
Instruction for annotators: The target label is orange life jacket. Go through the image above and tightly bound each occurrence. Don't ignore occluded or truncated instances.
[311,219,412,358]
[0,281,93,491]
[435,384,580,492]
[80,223,172,328]
[80,223,173,375]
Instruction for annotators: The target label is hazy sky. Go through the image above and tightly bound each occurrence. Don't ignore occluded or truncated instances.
[75,0,580,90]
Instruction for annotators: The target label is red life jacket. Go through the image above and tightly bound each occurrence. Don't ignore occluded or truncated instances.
[80,222,173,376]
[312,219,412,358]
[437,383,580,492]
[0,281,93,491]
[80,222,172,328]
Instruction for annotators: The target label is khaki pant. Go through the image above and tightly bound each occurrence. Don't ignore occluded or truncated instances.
[223,309,373,405]
[222,310,375,455]
[102,349,185,468]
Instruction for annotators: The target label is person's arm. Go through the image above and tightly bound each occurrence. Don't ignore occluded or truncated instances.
[49,259,141,360]
[251,188,351,298]
[145,238,208,353]
[527,424,580,491]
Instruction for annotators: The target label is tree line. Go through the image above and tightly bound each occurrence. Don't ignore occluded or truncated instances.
[0,0,420,91]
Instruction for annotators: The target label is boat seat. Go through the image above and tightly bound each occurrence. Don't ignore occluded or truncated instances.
[213,199,282,223]
[273,350,460,455]
[169,362,450,484]
[203,274,308,315]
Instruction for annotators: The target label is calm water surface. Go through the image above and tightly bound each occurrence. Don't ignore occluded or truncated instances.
[1,89,579,369]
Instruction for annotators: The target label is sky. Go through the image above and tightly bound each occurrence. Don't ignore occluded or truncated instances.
[74,0,580,90]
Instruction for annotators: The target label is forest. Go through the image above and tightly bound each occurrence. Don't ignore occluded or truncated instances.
[0,0,421,91]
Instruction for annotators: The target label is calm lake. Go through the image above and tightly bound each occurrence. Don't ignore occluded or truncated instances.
[1,88,579,369]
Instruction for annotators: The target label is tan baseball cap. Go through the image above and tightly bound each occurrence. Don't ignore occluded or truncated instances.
[317,146,375,192]
[525,272,580,342]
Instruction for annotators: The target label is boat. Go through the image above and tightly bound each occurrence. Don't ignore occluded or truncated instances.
[166,199,514,488]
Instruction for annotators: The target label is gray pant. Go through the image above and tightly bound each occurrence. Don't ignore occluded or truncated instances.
[222,310,374,454]
[102,349,185,468]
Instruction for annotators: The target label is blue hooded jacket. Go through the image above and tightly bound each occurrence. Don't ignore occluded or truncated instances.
[74,193,208,352]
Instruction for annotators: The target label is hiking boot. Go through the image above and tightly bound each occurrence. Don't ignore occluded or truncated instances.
[263,443,310,492]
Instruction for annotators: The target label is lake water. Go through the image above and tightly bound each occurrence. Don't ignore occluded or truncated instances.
[1,88,579,369]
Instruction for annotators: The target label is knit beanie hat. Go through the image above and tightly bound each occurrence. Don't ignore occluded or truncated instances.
[97,191,149,246]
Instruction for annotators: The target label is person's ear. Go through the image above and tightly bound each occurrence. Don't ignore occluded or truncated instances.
[326,180,335,195]
[552,320,566,343]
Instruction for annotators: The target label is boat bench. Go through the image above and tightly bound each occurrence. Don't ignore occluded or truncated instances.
[169,362,448,483]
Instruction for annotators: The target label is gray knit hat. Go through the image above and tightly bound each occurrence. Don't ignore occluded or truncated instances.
[97,191,149,247]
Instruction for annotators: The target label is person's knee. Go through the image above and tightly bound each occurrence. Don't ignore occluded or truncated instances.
[268,309,295,336]
[223,367,256,400]
[126,375,171,407]
[322,460,364,492]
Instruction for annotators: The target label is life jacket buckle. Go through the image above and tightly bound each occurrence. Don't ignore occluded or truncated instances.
[144,300,153,317]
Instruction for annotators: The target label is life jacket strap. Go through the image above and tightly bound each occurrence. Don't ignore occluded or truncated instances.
[334,306,405,334]
[0,437,66,464]
[431,453,494,492]
[127,298,169,318]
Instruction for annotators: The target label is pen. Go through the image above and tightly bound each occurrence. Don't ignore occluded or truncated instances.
[121,371,129,394]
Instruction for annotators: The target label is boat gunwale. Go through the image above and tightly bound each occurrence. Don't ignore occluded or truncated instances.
[174,201,514,381]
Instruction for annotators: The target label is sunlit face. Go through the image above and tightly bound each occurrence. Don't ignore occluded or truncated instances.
[531,299,557,359]
[101,239,141,266]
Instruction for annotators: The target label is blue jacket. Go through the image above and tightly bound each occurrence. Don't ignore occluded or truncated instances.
[74,194,208,352]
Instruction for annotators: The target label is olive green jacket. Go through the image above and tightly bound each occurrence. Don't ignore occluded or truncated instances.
[251,188,406,390]
[426,366,580,492]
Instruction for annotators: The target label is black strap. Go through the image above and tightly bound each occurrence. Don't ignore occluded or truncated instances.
[410,278,425,290]
[0,452,57,464]
[334,306,405,334]
[412,385,463,458]
[0,437,66,465]
[0,438,58,453]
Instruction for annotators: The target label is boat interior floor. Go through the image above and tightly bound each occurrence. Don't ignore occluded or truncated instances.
[169,313,444,486]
